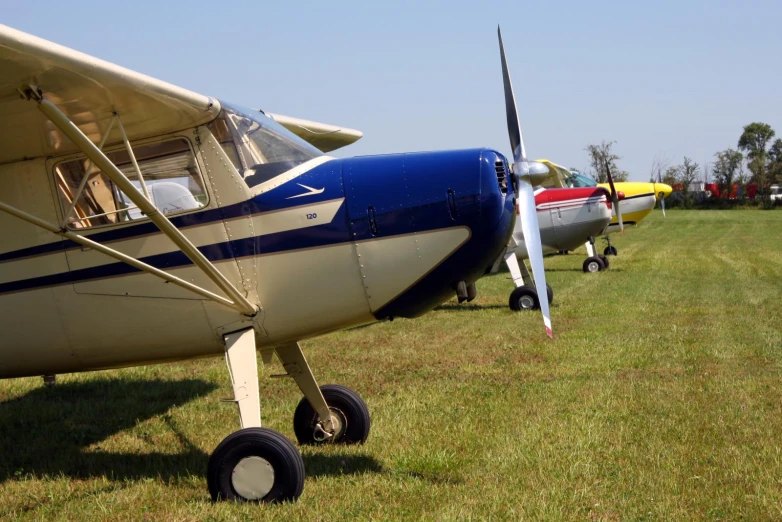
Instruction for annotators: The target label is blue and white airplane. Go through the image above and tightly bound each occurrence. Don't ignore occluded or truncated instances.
[0,25,550,502]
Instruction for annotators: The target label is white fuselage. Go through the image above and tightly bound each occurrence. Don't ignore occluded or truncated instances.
[512,188,613,259]
[0,125,504,379]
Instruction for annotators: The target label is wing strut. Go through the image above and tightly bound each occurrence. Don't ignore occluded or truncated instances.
[23,89,258,316]
[0,201,240,310]
[62,114,115,222]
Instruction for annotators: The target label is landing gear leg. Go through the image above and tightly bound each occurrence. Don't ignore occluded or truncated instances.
[583,236,607,273]
[585,237,595,258]
[603,235,618,256]
[276,342,371,445]
[207,328,305,503]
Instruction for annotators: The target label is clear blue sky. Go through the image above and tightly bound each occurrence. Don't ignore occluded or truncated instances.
[6,0,781,180]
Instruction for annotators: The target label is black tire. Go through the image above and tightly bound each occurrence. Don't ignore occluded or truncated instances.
[207,427,304,503]
[509,286,539,311]
[598,255,610,269]
[293,384,370,445]
[546,284,554,305]
[604,246,618,256]
[582,256,605,273]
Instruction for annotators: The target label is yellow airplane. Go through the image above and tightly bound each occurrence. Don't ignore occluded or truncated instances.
[537,160,672,262]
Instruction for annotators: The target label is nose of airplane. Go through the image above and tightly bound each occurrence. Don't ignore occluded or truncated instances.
[340,148,515,318]
[654,183,673,200]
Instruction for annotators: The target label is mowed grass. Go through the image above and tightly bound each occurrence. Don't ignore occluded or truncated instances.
[2,210,782,521]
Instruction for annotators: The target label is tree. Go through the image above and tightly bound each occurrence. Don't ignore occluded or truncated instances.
[650,153,671,184]
[712,149,743,198]
[738,122,775,164]
[584,141,629,183]
[702,161,711,184]
[662,166,679,187]
[738,122,776,208]
[677,157,699,193]
[769,138,782,183]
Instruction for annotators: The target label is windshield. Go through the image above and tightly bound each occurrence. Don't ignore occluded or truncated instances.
[566,171,597,188]
[208,102,323,188]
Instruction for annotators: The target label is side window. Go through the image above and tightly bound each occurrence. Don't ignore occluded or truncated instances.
[206,117,243,172]
[55,138,207,228]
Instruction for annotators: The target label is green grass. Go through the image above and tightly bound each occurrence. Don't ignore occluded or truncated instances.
[2,209,782,521]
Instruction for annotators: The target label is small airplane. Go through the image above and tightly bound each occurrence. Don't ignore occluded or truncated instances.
[540,160,672,264]
[0,25,551,503]
[489,185,616,311]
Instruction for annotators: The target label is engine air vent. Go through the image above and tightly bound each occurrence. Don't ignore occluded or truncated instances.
[495,160,508,194]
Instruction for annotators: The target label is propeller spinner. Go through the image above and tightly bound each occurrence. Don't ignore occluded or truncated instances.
[497,27,553,339]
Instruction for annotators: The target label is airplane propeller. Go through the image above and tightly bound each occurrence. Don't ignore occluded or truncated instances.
[603,158,624,233]
[498,26,552,339]
[657,173,667,217]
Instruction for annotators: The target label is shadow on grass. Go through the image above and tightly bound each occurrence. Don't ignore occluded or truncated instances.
[434,303,508,311]
[0,378,215,483]
[302,454,383,478]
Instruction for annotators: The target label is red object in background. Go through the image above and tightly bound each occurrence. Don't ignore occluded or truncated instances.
[702,183,758,199]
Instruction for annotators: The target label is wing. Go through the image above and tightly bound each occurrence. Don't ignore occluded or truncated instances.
[0,24,220,165]
[267,113,363,153]
[536,159,570,188]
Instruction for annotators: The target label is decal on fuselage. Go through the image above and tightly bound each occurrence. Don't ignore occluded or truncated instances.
[286,183,326,199]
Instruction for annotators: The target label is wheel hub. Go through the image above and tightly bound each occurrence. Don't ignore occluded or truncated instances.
[314,408,348,442]
[519,295,535,309]
[587,261,600,272]
[232,456,275,500]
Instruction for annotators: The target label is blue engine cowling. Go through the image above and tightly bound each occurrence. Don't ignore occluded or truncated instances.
[340,148,514,318]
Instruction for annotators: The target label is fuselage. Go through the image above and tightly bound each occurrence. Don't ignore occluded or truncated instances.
[512,186,612,259]
[599,182,672,233]
[535,162,672,234]
[0,103,515,378]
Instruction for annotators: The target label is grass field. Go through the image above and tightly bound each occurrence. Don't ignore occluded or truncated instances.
[1,210,781,521]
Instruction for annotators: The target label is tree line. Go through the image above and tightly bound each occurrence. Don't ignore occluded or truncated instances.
[582,123,781,209]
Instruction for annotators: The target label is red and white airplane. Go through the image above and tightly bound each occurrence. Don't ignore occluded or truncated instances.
[489,185,617,311]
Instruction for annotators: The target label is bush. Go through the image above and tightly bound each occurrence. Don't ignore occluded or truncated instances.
[659,193,781,210]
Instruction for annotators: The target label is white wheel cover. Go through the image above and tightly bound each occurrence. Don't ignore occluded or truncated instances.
[232,456,275,500]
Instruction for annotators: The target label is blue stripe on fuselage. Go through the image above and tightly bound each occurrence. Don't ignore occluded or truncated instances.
[0,195,481,295]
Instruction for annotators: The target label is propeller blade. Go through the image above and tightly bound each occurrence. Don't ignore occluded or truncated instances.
[498,26,552,339]
[658,173,667,217]
[498,27,525,164]
[604,158,624,233]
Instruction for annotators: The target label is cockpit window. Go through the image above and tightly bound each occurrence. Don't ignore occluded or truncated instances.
[207,102,323,188]
[566,171,597,188]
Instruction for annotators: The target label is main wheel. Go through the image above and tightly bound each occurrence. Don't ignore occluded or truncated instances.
[207,428,304,503]
[293,385,371,445]
[604,246,618,256]
[509,285,539,311]
[598,255,610,269]
[582,256,605,273]
[546,284,554,304]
